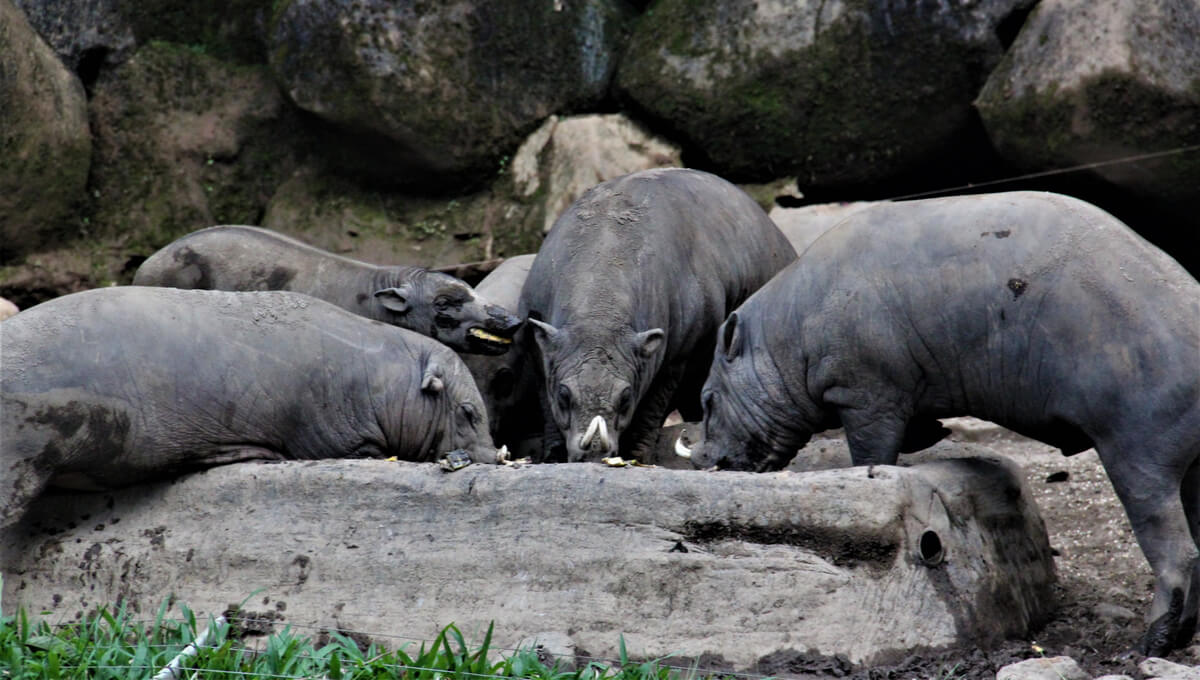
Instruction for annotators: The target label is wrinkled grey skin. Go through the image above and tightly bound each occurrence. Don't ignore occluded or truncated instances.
[460,255,541,448]
[1,287,497,530]
[520,168,797,462]
[134,225,522,355]
[683,191,1200,657]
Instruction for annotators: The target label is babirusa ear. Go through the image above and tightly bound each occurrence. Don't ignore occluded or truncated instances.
[720,313,743,359]
[421,362,445,393]
[374,286,412,314]
[526,317,560,352]
[635,328,665,358]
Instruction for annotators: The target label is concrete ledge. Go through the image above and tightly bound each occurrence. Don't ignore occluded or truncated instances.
[2,450,1056,667]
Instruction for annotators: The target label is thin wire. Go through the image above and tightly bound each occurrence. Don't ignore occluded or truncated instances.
[885,143,1200,202]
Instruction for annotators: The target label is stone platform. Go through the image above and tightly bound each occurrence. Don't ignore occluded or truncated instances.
[1,448,1056,667]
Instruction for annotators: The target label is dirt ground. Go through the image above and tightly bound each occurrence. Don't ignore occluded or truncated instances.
[752,426,1200,679]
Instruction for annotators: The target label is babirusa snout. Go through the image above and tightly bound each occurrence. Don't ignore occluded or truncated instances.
[579,415,612,452]
[485,304,523,333]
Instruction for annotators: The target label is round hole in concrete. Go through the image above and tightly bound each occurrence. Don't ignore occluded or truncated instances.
[919,529,944,566]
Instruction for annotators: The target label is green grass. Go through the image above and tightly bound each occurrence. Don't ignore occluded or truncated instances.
[0,599,717,680]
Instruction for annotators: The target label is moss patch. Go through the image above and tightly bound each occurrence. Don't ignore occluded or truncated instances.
[268,0,636,186]
[0,0,92,261]
[116,0,272,64]
[87,41,311,258]
[617,0,999,188]
[978,69,1200,204]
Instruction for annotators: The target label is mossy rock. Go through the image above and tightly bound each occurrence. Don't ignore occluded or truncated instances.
[115,0,274,64]
[0,0,92,262]
[616,0,1026,189]
[267,0,637,186]
[12,0,137,72]
[975,0,1200,207]
[87,40,311,258]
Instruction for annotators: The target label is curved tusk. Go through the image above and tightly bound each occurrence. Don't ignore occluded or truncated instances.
[580,415,603,449]
[597,417,611,451]
[674,436,692,459]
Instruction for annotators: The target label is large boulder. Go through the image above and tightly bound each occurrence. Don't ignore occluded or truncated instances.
[975,0,1200,209]
[0,0,92,262]
[88,41,308,254]
[114,0,272,64]
[616,0,1033,188]
[12,0,135,74]
[2,448,1057,667]
[267,0,637,185]
[12,0,270,89]
[510,114,682,234]
[0,296,17,320]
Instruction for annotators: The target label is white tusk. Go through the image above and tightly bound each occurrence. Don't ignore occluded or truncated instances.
[674,436,692,459]
[496,444,510,463]
[597,417,611,451]
[580,415,603,449]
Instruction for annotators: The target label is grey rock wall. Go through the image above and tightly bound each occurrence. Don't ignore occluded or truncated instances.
[976,0,1200,210]
[616,0,1032,187]
[267,0,636,183]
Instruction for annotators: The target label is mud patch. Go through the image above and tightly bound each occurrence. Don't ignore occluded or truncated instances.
[141,525,167,549]
[222,604,287,639]
[315,627,373,653]
[756,648,856,677]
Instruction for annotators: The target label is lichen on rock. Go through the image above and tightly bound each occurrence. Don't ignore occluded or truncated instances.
[13,0,136,74]
[87,40,309,257]
[267,0,637,186]
[616,0,1031,189]
[975,0,1200,207]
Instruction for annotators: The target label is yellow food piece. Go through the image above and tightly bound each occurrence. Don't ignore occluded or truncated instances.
[469,328,511,343]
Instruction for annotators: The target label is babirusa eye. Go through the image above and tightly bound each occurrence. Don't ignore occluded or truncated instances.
[617,386,632,414]
[460,403,479,426]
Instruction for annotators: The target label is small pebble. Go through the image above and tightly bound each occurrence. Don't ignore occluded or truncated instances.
[0,297,18,321]
[1139,656,1200,680]
[996,656,1089,680]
